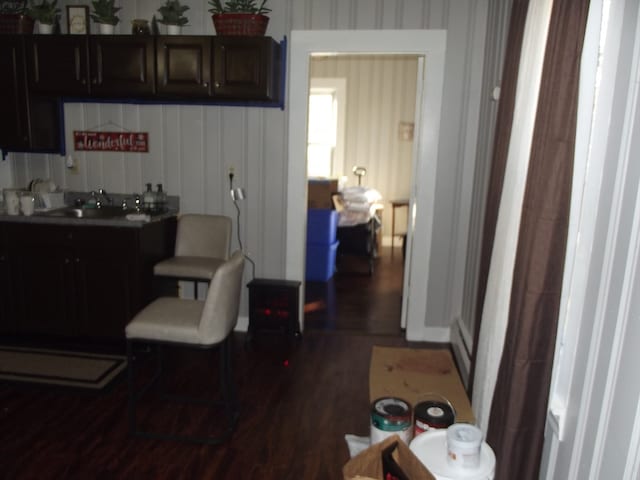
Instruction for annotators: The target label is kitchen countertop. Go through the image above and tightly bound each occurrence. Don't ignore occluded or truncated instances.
[0,208,178,228]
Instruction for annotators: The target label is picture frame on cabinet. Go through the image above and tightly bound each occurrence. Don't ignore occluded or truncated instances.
[67,5,90,34]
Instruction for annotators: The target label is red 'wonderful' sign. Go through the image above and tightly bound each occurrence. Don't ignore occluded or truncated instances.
[74,131,149,152]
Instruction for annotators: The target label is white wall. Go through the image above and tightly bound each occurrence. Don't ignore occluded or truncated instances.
[10,0,491,334]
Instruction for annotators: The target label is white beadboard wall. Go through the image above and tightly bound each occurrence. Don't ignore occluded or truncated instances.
[7,0,495,334]
[310,54,418,241]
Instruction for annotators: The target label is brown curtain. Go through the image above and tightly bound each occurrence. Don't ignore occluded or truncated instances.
[469,0,531,397]
[486,1,590,479]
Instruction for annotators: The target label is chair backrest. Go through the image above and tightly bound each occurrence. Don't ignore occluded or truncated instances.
[198,250,245,344]
[174,214,232,260]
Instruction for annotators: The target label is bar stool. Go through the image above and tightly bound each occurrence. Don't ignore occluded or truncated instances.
[126,250,245,444]
[154,214,232,299]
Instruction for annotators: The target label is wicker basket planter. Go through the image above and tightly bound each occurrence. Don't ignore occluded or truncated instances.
[0,14,34,33]
[212,13,268,36]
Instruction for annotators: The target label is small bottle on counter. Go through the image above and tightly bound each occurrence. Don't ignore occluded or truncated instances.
[156,184,167,213]
[143,183,155,212]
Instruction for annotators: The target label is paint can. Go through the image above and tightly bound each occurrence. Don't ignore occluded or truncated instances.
[414,394,456,436]
[370,397,413,445]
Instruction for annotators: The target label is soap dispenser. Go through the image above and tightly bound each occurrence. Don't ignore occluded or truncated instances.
[156,184,167,212]
[143,183,155,212]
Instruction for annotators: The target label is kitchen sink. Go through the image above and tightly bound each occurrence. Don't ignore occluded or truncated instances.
[41,206,137,219]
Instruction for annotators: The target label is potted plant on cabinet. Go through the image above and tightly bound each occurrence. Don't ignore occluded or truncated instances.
[207,0,270,36]
[89,0,120,34]
[157,0,188,35]
[27,0,59,34]
[0,0,34,33]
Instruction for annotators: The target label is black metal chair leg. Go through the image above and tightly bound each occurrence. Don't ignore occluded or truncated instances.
[127,341,136,435]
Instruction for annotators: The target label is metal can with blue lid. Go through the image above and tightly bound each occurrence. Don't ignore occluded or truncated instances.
[370,397,413,445]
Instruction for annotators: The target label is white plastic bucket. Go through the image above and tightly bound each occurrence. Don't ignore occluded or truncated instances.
[447,423,483,469]
[409,429,496,480]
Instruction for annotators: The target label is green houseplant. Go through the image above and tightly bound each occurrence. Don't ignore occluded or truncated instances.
[0,0,34,33]
[207,0,270,36]
[28,0,59,33]
[90,0,120,34]
[157,0,189,34]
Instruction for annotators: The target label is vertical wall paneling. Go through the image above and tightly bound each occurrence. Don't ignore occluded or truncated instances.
[449,0,489,355]
[454,0,512,383]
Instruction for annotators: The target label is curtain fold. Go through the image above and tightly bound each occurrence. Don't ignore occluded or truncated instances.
[469,0,530,398]
[486,0,590,478]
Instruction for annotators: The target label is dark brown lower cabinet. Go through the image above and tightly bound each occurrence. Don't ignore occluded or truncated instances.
[2,218,176,340]
[0,224,12,332]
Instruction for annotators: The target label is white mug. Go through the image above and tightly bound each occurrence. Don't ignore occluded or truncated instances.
[3,189,20,216]
[20,192,35,216]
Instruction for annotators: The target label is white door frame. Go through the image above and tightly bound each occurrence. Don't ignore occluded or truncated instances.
[286,30,447,337]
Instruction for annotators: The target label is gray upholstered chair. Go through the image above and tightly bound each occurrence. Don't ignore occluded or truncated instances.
[126,250,245,444]
[154,214,232,299]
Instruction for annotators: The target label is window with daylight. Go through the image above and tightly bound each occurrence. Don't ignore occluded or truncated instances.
[306,78,346,178]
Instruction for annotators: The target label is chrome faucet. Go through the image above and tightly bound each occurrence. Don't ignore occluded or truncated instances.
[97,189,113,205]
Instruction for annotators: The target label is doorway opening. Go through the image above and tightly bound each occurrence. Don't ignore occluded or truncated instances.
[286,30,447,339]
[303,54,419,335]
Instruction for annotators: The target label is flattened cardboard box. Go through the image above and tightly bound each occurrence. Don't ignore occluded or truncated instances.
[369,346,475,424]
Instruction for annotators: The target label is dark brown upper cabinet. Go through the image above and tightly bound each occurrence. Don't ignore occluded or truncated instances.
[212,36,281,102]
[89,35,156,97]
[156,36,212,98]
[0,36,30,150]
[0,35,61,154]
[26,35,90,95]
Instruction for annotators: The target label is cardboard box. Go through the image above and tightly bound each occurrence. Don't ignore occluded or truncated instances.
[343,434,436,480]
[369,346,475,424]
[308,178,339,209]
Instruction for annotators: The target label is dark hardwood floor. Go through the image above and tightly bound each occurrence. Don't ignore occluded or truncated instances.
[0,245,432,479]
[304,245,406,335]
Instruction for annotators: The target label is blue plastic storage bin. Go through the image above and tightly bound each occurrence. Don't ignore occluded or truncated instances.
[305,240,339,281]
[306,209,339,245]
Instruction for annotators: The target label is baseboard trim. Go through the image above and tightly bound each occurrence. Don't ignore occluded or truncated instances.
[406,326,451,343]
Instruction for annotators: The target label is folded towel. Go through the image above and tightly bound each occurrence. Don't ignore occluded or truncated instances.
[126,213,151,222]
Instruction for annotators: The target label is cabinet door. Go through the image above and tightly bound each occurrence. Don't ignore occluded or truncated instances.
[28,96,62,152]
[0,36,29,150]
[7,224,77,336]
[90,35,156,97]
[212,36,280,101]
[26,35,90,95]
[0,225,13,333]
[156,36,212,98]
[12,246,75,336]
[74,248,133,339]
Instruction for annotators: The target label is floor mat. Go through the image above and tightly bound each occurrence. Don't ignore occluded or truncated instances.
[0,345,126,390]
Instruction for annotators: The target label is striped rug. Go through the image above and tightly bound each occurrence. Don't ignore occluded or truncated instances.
[0,346,126,390]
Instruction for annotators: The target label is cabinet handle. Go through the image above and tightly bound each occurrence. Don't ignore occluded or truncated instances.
[203,82,208,88]
[215,82,221,88]
[65,258,70,264]
[75,257,80,263]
